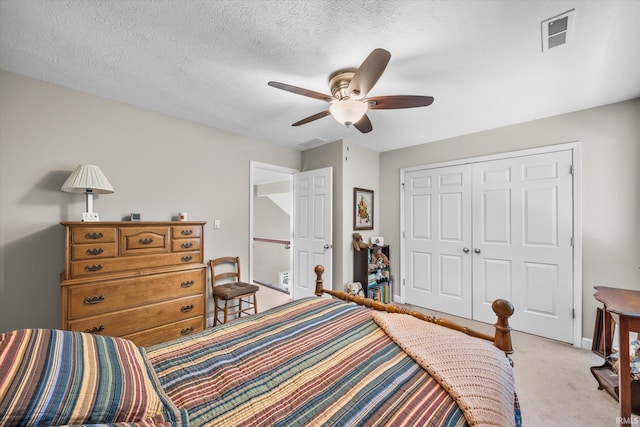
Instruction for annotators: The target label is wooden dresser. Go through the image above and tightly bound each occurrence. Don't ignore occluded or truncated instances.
[60,221,207,347]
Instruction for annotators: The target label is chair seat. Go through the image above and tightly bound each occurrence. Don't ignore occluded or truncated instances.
[212,282,260,300]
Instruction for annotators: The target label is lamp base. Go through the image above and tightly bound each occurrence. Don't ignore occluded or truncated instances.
[82,212,100,222]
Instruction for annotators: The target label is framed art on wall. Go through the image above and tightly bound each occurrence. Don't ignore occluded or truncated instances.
[354,187,374,230]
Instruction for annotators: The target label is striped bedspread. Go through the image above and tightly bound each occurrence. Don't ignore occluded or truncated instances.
[146,297,468,427]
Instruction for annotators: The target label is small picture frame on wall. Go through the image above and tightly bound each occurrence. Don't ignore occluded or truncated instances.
[354,187,374,230]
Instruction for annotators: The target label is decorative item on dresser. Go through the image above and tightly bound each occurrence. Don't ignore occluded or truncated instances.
[59,221,207,347]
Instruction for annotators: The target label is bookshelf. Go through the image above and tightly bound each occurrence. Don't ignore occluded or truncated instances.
[353,245,391,303]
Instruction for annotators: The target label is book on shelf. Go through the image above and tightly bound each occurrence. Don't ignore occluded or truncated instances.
[367,281,392,303]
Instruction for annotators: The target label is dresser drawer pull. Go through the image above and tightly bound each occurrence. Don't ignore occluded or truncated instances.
[84,325,105,334]
[181,256,193,262]
[181,242,193,249]
[181,280,195,288]
[181,326,195,336]
[139,238,154,245]
[181,229,193,236]
[85,232,104,240]
[181,304,195,313]
[85,264,103,272]
[85,248,104,256]
[84,294,105,304]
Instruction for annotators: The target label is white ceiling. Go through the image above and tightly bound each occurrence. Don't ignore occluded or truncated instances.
[1,0,639,152]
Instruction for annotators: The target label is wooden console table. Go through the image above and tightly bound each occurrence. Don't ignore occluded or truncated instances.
[591,286,640,425]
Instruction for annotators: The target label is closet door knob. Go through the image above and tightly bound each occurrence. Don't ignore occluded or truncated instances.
[463,247,470,253]
[474,248,481,254]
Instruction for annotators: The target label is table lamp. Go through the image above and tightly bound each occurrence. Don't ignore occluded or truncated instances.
[61,164,114,221]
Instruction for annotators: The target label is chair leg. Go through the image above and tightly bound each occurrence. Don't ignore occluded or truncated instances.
[223,300,229,324]
[213,296,219,327]
[253,294,258,315]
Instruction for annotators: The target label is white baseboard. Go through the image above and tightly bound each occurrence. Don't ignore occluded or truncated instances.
[582,337,593,350]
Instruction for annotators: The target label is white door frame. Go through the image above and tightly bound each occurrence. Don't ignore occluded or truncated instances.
[400,142,583,347]
[249,161,297,291]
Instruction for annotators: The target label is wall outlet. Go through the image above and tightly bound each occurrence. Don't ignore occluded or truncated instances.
[214,219,221,229]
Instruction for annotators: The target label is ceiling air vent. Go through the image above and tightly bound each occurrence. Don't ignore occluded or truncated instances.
[541,9,575,52]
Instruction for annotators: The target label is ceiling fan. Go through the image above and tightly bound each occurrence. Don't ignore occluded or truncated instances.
[268,48,434,134]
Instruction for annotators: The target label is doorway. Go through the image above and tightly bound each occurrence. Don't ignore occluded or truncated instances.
[249,162,296,294]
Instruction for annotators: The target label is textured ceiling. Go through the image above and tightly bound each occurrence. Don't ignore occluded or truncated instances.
[1,0,639,152]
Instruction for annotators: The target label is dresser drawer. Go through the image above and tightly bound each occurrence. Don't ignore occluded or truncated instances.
[123,317,204,347]
[68,295,204,338]
[67,269,205,318]
[71,243,117,260]
[172,225,202,239]
[70,251,202,278]
[119,227,170,255]
[171,238,201,252]
[71,227,116,244]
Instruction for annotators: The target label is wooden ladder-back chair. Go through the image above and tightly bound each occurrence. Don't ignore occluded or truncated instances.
[208,256,259,326]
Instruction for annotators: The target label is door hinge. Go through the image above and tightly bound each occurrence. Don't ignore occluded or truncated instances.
[401,182,405,190]
[403,278,405,287]
[571,308,575,319]
[569,165,574,175]
[402,231,405,239]
[570,236,574,247]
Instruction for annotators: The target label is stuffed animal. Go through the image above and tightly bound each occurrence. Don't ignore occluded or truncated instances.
[352,232,372,251]
[346,281,365,297]
[370,246,389,267]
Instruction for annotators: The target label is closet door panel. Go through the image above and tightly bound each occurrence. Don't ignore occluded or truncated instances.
[404,165,472,318]
[472,150,573,342]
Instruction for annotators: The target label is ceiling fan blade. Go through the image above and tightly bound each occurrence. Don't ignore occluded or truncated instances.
[367,95,434,109]
[268,81,333,102]
[353,114,373,133]
[292,110,332,126]
[347,48,391,98]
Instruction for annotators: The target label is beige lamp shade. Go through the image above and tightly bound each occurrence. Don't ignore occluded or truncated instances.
[61,164,114,194]
[61,165,114,215]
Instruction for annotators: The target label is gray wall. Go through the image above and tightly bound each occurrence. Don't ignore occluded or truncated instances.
[0,70,301,332]
[379,98,640,342]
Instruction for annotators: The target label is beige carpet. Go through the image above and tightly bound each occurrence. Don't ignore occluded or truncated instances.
[257,286,636,426]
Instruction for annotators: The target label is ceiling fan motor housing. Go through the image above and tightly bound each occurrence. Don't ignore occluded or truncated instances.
[329,68,358,99]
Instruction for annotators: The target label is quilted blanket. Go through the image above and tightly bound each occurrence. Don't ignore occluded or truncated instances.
[372,312,517,427]
[146,297,469,426]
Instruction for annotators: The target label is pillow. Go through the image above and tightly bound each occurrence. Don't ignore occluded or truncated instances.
[0,329,187,426]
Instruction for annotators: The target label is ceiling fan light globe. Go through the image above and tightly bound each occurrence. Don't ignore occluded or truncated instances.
[330,100,368,126]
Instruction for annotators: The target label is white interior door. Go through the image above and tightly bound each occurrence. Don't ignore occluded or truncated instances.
[472,151,574,342]
[403,165,472,318]
[293,167,333,299]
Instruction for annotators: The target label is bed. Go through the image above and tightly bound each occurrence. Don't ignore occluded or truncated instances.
[0,265,521,427]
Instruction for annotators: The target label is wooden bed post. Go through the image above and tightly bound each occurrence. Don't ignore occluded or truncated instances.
[492,299,515,355]
[314,264,515,357]
[314,264,325,296]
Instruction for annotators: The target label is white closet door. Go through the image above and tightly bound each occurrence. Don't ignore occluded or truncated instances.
[403,165,472,318]
[471,150,574,342]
